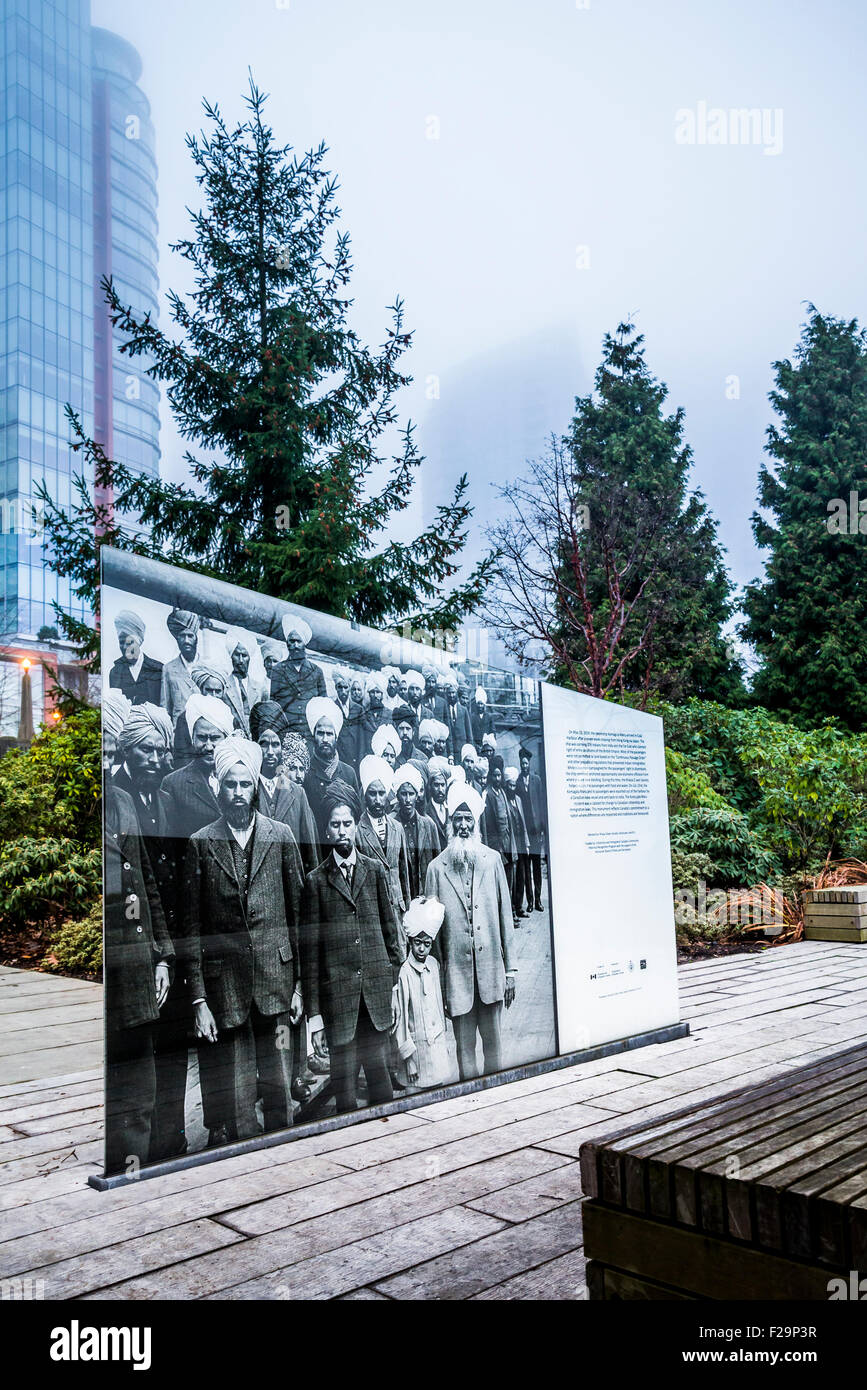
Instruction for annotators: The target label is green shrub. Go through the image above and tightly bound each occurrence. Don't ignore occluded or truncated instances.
[0,708,100,845]
[665,748,731,816]
[0,836,101,929]
[670,807,779,887]
[45,902,102,977]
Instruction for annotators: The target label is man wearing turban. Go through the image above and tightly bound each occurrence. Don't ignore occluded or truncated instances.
[268,613,327,739]
[183,735,305,1146]
[249,702,319,877]
[171,665,238,772]
[103,706,173,1174]
[516,745,546,914]
[355,755,411,924]
[419,665,447,724]
[109,608,164,707]
[328,665,362,767]
[357,669,391,761]
[160,694,234,842]
[483,754,519,910]
[102,691,131,768]
[301,779,404,1114]
[426,756,451,852]
[224,627,265,736]
[303,697,360,840]
[394,762,440,901]
[471,684,496,752]
[371,723,401,768]
[425,782,516,1082]
[161,608,202,725]
[442,672,473,759]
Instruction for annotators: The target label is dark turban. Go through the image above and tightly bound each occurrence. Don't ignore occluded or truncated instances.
[166,608,201,639]
[518,745,533,761]
[250,700,290,742]
[392,703,417,727]
[281,731,310,772]
[319,778,361,824]
[489,754,505,776]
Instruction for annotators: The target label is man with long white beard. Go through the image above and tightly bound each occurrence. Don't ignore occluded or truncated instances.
[425,784,516,1080]
[184,735,305,1146]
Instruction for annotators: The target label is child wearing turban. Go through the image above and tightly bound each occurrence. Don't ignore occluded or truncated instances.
[391,897,457,1092]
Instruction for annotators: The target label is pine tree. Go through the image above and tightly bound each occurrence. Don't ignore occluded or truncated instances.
[742,307,867,729]
[39,80,491,662]
[485,323,741,703]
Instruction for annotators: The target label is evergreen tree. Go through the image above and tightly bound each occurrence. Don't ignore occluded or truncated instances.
[742,307,867,728]
[40,80,491,664]
[486,323,741,703]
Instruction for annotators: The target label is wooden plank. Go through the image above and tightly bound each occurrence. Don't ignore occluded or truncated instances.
[805,924,867,943]
[373,1201,585,1300]
[470,1247,587,1300]
[583,1203,841,1300]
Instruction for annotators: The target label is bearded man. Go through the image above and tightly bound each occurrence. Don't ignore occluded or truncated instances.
[393,762,439,899]
[269,616,327,737]
[355,755,411,926]
[426,756,451,852]
[223,627,264,735]
[160,694,235,842]
[184,735,305,1145]
[425,784,516,1081]
[442,675,473,757]
[160,608,202,724]
[303,697,360,840]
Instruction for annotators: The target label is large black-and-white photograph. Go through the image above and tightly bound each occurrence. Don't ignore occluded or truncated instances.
[101,551,554,1176]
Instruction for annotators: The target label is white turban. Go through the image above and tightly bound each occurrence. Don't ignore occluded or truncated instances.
[427,756,450,780]
[213,734,263,784]
[482,732,497,750]
[446,782,484,823]
[114,609,145,642]
[449,764,467,785]
[184,693,234,740]
[474,686,488,704]
[224,626,254,657]
[418,719,437,742]
[371,724,401,758]
[119,703,174,752]
[405,670,425,690]
[382,666,400,681]
[306,696,343,737]
[421,663,438,680]
[461,743,477,763]
[282,614,313,647]
[504,766,520,785]
[365,670,387,694]
[260,638,287,662]
[394,763,424,796]
[103,690,131,740]
[359,755,393,794]
[433,720,449,741]
[404,896,445,940]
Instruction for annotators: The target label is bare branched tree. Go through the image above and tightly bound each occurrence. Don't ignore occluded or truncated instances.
[482,437,668,700]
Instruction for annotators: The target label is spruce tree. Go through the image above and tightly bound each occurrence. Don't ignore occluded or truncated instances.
[40,80,491,658]
[742,307,867,728]
[561,323,741,701]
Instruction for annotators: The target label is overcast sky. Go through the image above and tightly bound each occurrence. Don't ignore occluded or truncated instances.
[93,0,867,597]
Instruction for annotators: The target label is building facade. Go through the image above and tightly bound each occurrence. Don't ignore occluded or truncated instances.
[0,0,158,741]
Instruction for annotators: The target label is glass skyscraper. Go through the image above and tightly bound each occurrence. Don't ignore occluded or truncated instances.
[0,0,158,738]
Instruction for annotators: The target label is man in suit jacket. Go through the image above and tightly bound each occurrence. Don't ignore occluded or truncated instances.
[517,745,546,912]
[470,686,496,752]
[355,756,411,929]
[442,675,473,759]
[184,736,305,1144]
[303,697,360,840]
[223,627,265,736]
[301,781,404,1113]
[112,702,189,1161]
[393,762,440,899]
[160,608,202,724]
[425,783,516,1081]
[330,666,363,767]
[109,609,163,707]
[269,615,327,738]
[103,715,173,1175]
[160,694,235,842]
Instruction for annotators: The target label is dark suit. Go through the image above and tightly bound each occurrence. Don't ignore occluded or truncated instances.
[301,851,403,1111]
[104,783,173,1174]
[334,697,363,767]
[155,757,222,1156]
[399,811,442,899]
[471,704,496,751]
[357,706,391,762]
[269,657,327,738]
[257,778,320,876]
[517,769,546,906]
[109,654,164,707]
[355,811,411,918]
[443,698,473,758]
[304,758,360,840]
[184,813,304,1138]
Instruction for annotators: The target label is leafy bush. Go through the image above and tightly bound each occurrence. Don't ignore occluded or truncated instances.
[670,807,779,887]
[0,836,101,929]
[665,748,730,816]
[45,902,102,977]
[0,709,100,845]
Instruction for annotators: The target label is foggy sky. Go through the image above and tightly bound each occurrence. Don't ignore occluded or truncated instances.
[92,0,867,597]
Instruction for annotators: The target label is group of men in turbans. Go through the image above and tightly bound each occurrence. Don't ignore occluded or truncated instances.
[102,601,546,1172]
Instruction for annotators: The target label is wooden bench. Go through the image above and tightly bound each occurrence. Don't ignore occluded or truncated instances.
[580,1041,867,1299]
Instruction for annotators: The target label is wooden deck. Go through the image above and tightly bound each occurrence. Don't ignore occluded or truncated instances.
[1,940,865,1301]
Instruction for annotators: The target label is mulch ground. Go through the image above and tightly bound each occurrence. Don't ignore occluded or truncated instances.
[0,923,98,982]
[677,937,772,962]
